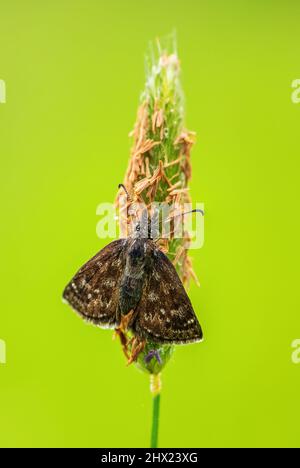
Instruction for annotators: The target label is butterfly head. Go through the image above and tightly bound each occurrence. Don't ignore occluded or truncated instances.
[132,209,160,240]
[118,183,204,242]
[118,184,160,240]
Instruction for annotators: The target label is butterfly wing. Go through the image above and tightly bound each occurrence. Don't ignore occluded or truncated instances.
[132,241,203,344]
[63,239,126,328]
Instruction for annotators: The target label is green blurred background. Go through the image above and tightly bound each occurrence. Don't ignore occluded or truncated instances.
[1,0,300,448]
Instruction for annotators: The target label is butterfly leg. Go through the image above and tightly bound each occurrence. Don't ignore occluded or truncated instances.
[119,309,135,332]
[113,309,135,359]
[127,336,146,365]
[113,328,130,359]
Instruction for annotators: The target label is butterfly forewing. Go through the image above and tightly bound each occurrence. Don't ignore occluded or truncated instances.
[133,241,203,344]
[63,239,126,328]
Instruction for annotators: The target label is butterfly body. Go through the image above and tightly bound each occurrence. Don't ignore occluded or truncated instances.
[119,238,152,318]
[63,234,203,345]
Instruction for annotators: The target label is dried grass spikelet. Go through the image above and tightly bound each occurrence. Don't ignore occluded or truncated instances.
[116,36,200,374]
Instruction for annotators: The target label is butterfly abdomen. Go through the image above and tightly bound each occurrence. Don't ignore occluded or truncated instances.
[118,238,152,316]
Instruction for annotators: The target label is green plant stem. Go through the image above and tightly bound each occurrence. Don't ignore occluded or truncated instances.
[151,393,161,448]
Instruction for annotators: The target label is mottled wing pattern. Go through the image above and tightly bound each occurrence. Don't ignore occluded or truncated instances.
[63,239,126,328]
[133,241,203,344]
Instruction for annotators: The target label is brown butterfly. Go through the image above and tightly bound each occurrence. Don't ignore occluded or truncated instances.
[63,187,203,360]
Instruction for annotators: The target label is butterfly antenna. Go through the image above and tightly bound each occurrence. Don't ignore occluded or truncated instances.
[118,183,132,202]
[166,208,204,222]
[182,208,204,217]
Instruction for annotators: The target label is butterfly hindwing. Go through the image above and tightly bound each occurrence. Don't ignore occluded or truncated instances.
[63,239,126,328]
[132,241,203,344]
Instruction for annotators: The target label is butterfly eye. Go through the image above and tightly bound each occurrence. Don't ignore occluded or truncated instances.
[135,224,141,232]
